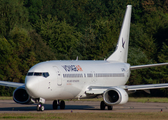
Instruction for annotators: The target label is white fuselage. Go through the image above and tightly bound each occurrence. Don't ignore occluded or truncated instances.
[25,60,130,100]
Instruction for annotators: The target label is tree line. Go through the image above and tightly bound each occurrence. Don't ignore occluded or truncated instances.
[0,0,168,96]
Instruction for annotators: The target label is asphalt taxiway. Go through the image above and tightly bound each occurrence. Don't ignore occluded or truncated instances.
[0,100,168,113]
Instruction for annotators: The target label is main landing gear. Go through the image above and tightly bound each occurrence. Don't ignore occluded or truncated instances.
[36,99,109,111]
[100,101,113,110]
[53,100,65,110]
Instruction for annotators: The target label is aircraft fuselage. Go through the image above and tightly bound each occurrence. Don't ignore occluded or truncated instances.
[25,60,130,100]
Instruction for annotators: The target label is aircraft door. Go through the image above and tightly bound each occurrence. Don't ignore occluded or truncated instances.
[53,66,62,86]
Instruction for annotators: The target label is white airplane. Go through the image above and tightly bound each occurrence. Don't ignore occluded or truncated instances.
[1,5,168,111]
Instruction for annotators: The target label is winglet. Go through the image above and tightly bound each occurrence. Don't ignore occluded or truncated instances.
[107,5,132,63]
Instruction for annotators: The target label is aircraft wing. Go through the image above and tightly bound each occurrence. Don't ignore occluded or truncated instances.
[130,63,168,70]
[0,81,24,88]
[86,83,168,95]
[121,83,168,91]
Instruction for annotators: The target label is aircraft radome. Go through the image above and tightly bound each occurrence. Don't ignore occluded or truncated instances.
[1,5,168,111]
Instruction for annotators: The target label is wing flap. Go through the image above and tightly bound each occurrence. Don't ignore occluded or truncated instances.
[86,86,111,95]
[0,81,24,88]
[85,89,106,95]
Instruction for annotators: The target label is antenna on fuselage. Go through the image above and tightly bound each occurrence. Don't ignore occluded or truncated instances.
[76,56,78,61]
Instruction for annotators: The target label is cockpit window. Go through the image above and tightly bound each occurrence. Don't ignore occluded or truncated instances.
[43,72,49,78]
[34,72,43,76]
[27,72,33,76]
[27,72,50,78]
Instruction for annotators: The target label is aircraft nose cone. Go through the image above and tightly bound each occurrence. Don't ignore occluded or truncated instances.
[25,77,39,98]
[25,80,33,91]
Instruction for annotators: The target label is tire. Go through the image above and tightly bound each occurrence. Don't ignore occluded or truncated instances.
[100,101,106,110]
[108,106,113,110]
[60,100,65,109]
[40,105,45,111]
[53,100,58,110]
[37,104,40,111]
[37,104,44,111]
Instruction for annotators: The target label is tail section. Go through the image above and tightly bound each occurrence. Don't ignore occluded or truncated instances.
[107,5,132,63]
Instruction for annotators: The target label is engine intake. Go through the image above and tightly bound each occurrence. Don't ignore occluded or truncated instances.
[103,87,128,106]
[13,86,33,104]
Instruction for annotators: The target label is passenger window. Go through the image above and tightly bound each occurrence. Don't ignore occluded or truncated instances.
[27,72,33,76]
[43,72,49,78]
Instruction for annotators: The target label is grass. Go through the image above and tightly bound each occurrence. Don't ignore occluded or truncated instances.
[128,97,168,103]
[0,96,12,100]
[0,112,168,120]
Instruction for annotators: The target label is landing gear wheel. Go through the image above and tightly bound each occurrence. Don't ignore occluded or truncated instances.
[60,100,65,109]
[40,105,45,111]
[108,106,113,110]
[37,104,40,111]
[37,104,44,111]
[53,100,58,110]
[100,101,105,110]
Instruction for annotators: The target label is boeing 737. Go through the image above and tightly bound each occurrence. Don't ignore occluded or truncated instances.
[1,5,168,111]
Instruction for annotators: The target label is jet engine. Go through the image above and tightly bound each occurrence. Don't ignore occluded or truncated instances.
[13,86,34,104]
[103,87,128,106]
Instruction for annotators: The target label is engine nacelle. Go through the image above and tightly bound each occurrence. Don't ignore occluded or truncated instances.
[13,86,34,104]
[103,87,128,106]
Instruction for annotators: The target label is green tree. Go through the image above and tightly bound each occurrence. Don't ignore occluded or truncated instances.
[78,19,119,60]
[24,0,42,24]
[34,15,82,59]
[0,0,29,37]
[29,30,56,62]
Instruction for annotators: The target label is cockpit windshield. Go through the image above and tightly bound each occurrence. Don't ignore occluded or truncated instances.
[27,72,33,76]
[34,72,43,76]
[27,72,49,78]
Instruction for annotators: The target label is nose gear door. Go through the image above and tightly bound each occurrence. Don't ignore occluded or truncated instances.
[53,66,62,86]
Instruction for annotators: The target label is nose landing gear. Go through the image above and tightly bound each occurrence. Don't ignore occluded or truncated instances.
[37,103,44,111]
[35,98,45,111]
